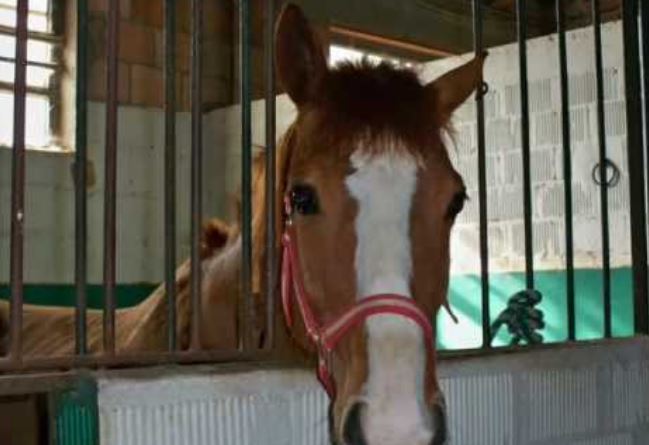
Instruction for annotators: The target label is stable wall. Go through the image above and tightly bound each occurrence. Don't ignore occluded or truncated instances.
[96,339,649,445]
[0,103,228,286]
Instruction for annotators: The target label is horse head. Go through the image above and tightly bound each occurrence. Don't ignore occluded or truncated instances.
[274,5,486,444]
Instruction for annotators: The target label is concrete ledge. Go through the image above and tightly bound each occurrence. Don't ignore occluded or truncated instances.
[97,337,649,445]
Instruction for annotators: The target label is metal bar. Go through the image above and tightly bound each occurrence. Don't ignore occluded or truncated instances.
[0,359,305,396]
[642,0,649,234]
[328,25,455,58]
[472,0,490,348]
[8,0,29,362]
[74,0,88,356]
[264,0,276,350]
[0,24,63,43]
[0,350,276,373]
[103,0,120,354]
[240,0,253,351]
[0,81,49,95]
[164,0,177,352]
[622,0,649,335]
[190,0,203,349]
[0,55,58,69]
[1,336,641,374]
[592,0,612,339]
[516,0,534,290]
[556,0,576,341]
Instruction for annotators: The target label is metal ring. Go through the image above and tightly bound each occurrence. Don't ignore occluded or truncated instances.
[591,159,621,188]
[480,81,489,96]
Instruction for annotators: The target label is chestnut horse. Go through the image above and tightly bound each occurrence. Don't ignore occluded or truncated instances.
[1,4,485,444]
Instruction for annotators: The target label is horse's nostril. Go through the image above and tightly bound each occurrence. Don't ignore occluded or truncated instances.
[342,402,367,445]
[430,400,448,445]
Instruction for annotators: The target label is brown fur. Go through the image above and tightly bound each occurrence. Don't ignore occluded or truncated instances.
[273,5,485,442]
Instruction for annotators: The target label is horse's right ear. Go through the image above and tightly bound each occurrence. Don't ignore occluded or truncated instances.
[275,3,327,107]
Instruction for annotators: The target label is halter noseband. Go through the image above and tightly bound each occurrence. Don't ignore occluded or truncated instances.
[281,197,435,398]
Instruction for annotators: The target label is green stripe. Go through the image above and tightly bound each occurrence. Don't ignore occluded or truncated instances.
[438,267,634,349]
[0,266,636,349]
[0,284,156,309]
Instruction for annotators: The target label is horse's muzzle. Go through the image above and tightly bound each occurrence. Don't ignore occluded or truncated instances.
[340,400,448,445]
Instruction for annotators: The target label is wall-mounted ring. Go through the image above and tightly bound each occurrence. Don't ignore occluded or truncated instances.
[591,159,621,188]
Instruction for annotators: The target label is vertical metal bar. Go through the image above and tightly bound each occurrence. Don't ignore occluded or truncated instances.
[164,0,177,351]
[190,0,203,349]
[592,0,612,338]
[622,0,649,335]
[240,0,253,351]
[75,0,89,355]
[472,0,490,349]
[516,0,534,290]
[556,0,576,341]
[103,0,120,354]
[264,0,276,350]
[9,0,29,361]
[642,0,649,218]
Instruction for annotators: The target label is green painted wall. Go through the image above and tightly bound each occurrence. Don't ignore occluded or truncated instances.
[0,267,635,350]
[438,267,634,350]
[0,284,156,309]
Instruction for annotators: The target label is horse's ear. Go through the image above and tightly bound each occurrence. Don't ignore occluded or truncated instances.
[275,3,327,107]
[426,52,488,124]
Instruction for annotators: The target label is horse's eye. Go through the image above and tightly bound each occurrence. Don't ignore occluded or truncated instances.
[446,191,467,219]
[290,184,319,215]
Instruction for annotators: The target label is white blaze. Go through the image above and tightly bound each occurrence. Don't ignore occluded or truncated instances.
[345,148,433,445]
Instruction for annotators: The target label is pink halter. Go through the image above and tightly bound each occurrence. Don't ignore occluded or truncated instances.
[280,197,435,398]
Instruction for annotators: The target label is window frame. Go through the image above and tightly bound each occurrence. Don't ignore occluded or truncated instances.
[0,0,64,151]
[328,24,454,67]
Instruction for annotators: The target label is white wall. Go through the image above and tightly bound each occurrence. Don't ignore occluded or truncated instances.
[0,104,226,284]
[97,338,649,445]
[425,20,638,274]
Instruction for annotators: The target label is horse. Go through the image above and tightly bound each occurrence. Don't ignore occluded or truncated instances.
[1,4,486,444]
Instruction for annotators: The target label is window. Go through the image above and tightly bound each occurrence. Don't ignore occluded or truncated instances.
[329,44,417,69]
[0,0,60,149]
[328,26,451,69]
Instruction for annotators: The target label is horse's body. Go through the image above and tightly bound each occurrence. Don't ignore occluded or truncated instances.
[0,219,227,356]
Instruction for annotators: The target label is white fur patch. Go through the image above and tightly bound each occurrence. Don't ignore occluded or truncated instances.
[345,148,433,445]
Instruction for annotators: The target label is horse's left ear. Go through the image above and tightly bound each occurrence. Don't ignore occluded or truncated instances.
[275,4,328,107]
[426,52,488,124]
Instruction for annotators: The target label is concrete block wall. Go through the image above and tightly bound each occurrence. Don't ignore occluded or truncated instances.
[0,104,227,285]
[423,20,637,274]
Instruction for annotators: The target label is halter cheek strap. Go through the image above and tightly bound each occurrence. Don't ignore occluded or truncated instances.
[281,197,435,398]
